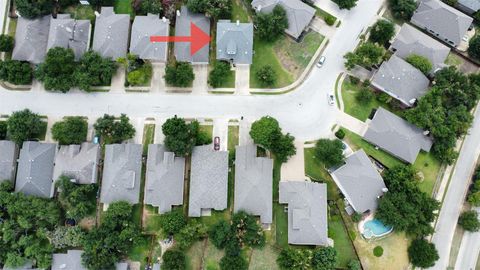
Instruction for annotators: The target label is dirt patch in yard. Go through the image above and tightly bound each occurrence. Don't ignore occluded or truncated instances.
[275,50,302,77]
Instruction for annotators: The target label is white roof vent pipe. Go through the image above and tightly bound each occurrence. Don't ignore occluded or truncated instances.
[176,10,181,17]
[236,20,240,26]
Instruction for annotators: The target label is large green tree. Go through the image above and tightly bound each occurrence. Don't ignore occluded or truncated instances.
[165,62,195,87]
[0,35,14,52]
[6,109,44,145]
[388,0,417,20]
[407,239,439,268]
[369,20,395,46]
[250,116,296,162]
[255,5,289,41]
[74,51,117,92]
[468,35,480,60]
[56,176,98,220]
[333,0,357,9]
[51,117,88,145]
[158,208,187,235]
[344,42,384,70]
[162,249,186,270]
[0,60,33,85]
[35,47,76,92]
[458,210,480,232]
[186,0,232,20]
[314,139,345,168]
[15,0,53,18]
[208,61,231,88]
[406,54,432,74]
[93,114,136,144]
[256,65,277,87]
[311,247,337,270]
[162,117,199,156]
[139,0,163,14]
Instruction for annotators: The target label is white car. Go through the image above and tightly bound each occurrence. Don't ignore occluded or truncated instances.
[317,56,326,68]
[327,93,335,106]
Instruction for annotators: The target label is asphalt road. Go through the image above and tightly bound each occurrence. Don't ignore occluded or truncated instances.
[430,106,480,270]
[455,207,480,270]
[0,0,383,142]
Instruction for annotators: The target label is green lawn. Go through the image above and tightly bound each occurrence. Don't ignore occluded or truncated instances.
[8,18,16,37]
[274,203,288,249]
[413,151,442,195]
[342,79,379,121]
[64,5,96,21]
[445,53,463,67]
[304,147,341,201]
[314,7,337,22]
[114,0,134,16]
[273,31,324,70]
[273,159,282,201]
[231,0,251,23]
[227,125,239,152]
[213,69,235,88]
[329,213,358,268]
[203,240,224,270]
[186,240,204,270]
[199,125,213,141]
[249,245,280,270]
[37,121,48,141]
[142,124,155,155]
[128,235,152,268]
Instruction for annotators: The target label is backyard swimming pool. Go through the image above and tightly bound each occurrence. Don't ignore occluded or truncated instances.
[362,218,393,239]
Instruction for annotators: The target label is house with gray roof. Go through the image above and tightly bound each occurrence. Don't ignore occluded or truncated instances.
[411,0,473,47]
[364,107,433,164]
[331,150,387,214]
[390,24,450,72]
[130,14,170,62]
[457,0,480,15]
[0,141,18,183]
[92,7,130,60]
[251,0,315,39]
[279,181,328,246]
[47,14,91,61]
[216,20,254,65]
[12,15,51,64]
[116,263,129,270]
[174,6,210,64]
[145,144,185,213]
[371,55,430,107]
[15,142,56,198]
[100,144,142,205]
[234,144,273,224]
[2,261,38,270]
[52,250,86,270]
[53,143,100,184]
[188,145,228,217]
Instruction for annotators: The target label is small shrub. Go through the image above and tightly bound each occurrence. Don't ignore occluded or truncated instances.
[162,249,186,270]
[355,88,374,105]
[362,79,371,87]
[373,246,384,257]
[256,65,277,87]
[351,212,362,223]
[324,14,336,26]
[335,129,345,139]
[377,92,392,103]
[348,259,361,270]
[349,76,360,85]
[458,210,480,232]
[0,35,14,52]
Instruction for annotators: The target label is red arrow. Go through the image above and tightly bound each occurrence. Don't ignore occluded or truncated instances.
[150,22,211,56]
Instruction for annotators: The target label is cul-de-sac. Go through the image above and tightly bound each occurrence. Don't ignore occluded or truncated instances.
[1,0,480,269]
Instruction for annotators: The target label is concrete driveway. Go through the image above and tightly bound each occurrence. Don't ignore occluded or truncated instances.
[151,63,166,93]
[192,64,208,95]
[235,65,250,95]
[336,111,367,136]
[281,141,306,181]
[212,118,228,151]
[239,119,253,146]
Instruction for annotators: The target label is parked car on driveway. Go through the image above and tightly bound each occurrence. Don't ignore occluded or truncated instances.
[317,56,326,68]
[327,93,335,106]
[214,136,220,151]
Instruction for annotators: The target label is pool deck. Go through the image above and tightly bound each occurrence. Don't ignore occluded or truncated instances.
[359,213,393,240]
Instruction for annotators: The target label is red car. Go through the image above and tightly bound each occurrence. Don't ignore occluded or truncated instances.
[214,136,220,151]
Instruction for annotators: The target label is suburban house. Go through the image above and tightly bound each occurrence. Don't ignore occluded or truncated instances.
[279,181,329,246]
[130,14,170,62]
[390,24,450,73]
[15,142,56,198]
[174,6,211,64]
[331,150,387,214]
[53,143,100,184]
[0,140,18,183]
[216,20,254,65]
[145,144,185,214]
[457,0,480,15]
[12,15,51,64]
[100,144,142,206]
[52,250,85,270]
[363,107,433,164]
[371,54,430,107]
[47,14,91,61]
[188,145,228,217]
[251,0,315,40]
[411,0,473,47]
[92,7,130,60]
[234,144,273,225]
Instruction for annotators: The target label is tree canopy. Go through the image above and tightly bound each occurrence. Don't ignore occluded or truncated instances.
[161,117,208,156]
[162,249,186,270]
[344,42,385,70]
[314,139,345,168]
[255,5,289,41]
[256,65,277,87]
[388,0,416,20]
[93,114,136,144]
[468,35,480,60]
[16,0,53,18]
[55,176,98,220]
[406,54,432,74]
[0,35,14,52]
[6,109,44,145]
[333,0,357,9]
[277,247,338,270]
[407,239,439,268]
[159,208,187,235]
[36,47,76,92]
[0,60,33,85]
[165,62,195,87]
[369,20,395,46]
[186,0,232,20]
[458,210,480,232]
[208,61,231,88]
[139,0,163,14]
[74,51,117,92]
[51,117,88,145]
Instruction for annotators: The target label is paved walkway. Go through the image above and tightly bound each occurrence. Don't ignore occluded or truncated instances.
[336,111,367,136]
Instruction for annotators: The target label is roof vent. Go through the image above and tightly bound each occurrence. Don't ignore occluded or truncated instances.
[176,10,181,17]
[236,20,240,26]
[162,16,167,23]
[59,264,67,269]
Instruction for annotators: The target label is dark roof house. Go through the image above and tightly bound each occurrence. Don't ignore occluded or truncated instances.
[92,7,130,60]
[0,140,18,183]
[53,143,100,184]
[15,142,56,198]
[411,0,473,47]
[188,145,228,217]
[12,15,51,64]
[145,144,185,213]
[390,24,450,72]
[371,55,430,107]
[47,14,91,61]
[174,6,210,64]
[216,20,254,65]
[52,250,86,270]
[279,181,328,246]
[331,150,387,213]
[234,144,273,224]
[251,0,315,39]
[130,14,170,62]
[100,144,142,205]
[363,107,433,163]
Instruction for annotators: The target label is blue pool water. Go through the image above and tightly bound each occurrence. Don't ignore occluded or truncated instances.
[363,219,393,239]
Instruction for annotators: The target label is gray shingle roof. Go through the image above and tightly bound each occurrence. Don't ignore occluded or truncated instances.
[279,181,328,246]
[331,150,387,213]
[0,140,17,182]
[252,0,315,39]
[174,6,210,64]
[100,144,142,205]
[188,145,228,217]
[234,144,273,224]
[115,263,129,270]
[458,0,480,13]
[216,20,254,65]
[92,7,130,60]
[391,24,450,72]
[130,14,169,62]
[2,261,37,270]
[53,143,100,184]
[371,55,430,107]
[47,14,91,61]
[15,142,56,198]
[411,0,473,46]
[52,250,86,270]
[12,15,51,64]
[363,107,433,163]
[145,144,185,213]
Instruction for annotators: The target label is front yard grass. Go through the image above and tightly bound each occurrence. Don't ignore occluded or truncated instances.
[342,79,380,121]
[142,124,155,155]
[413,151,441,195]
[273,203,288,249]
[185,240,204,270]
[203,240,224,270]
[314,7,337,22]
[304,147,340,200]
[199,124,213,141]
[114,0,134,16]
[213,69,235,88]
[227,125,239,152]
